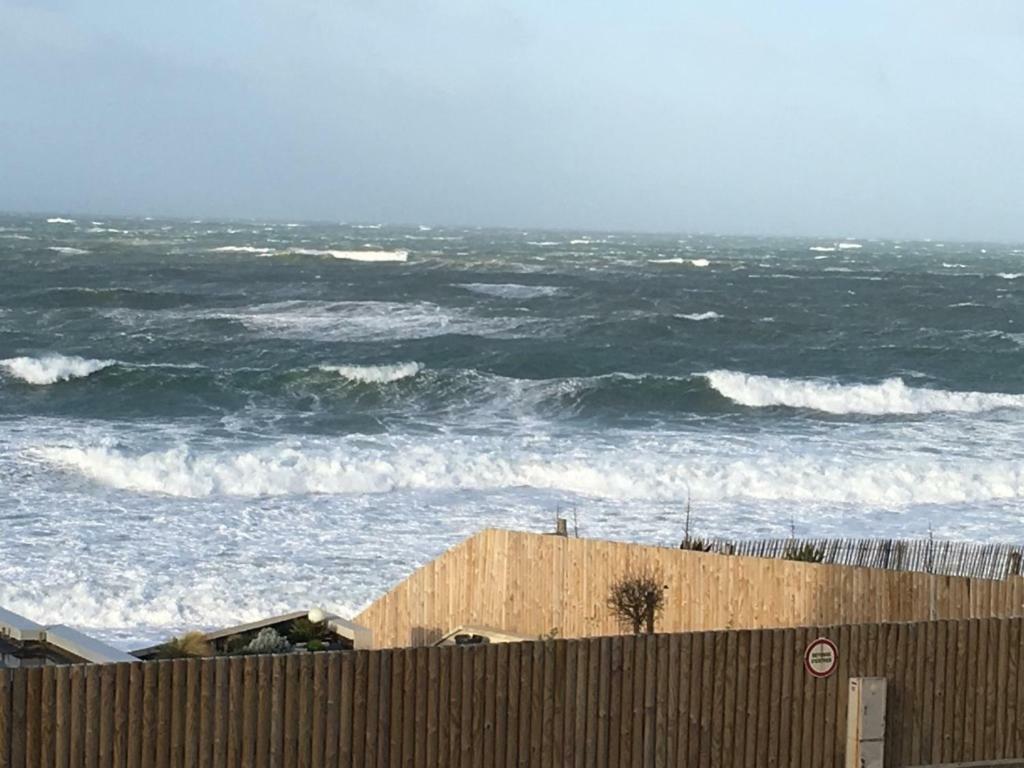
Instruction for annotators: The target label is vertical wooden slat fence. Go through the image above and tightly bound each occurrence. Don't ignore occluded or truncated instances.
[4,617,1024,767]
[355,530,1024,649]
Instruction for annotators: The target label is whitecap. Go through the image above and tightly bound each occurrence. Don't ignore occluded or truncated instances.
[210,245,275,254]
[809,246,836,253]
[459,283,561,299]
[47,246,90,255]
[997,273,1023,280]
[649,257,709,267]
[837,242,863,250]
[703,370,1024,415]
[46,217,75,224]
[288,248,408,262]
[320,362,422,384]
[1,354,114,385]
[676,311,721,321]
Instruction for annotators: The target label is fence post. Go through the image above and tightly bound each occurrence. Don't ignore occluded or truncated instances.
[845,677,886,768]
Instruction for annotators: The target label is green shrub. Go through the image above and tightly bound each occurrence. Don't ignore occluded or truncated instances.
[783,542,825,563]
[288,617,325,643]
[156,631,212,659]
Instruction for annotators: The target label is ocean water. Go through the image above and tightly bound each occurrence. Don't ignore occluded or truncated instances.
[1,214,1022,647]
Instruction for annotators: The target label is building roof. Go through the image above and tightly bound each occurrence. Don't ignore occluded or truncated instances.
[0,606,137,666]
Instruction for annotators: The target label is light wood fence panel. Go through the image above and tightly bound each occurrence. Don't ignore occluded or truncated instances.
[355,530,1024,648]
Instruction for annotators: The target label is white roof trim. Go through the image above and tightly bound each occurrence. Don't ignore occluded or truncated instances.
[0,606,45,642]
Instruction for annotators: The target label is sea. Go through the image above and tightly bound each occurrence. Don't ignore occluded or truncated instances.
[1,214,1022,647]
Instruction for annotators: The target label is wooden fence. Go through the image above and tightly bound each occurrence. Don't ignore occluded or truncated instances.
[3,617,1024,767]
[355,529,1024,649]
[704,537,1024,580]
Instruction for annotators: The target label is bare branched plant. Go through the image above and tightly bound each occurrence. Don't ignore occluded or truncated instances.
[607,567,667,634]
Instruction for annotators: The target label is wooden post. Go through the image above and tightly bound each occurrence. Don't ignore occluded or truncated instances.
[846,677,886,768]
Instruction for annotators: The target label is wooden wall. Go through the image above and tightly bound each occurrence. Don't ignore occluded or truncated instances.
[3,618,1024,767]
[355,529,1024,648]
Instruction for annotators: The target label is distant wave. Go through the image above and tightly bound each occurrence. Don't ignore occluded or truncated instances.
[997,273,1023,280]
[837,242,862,250]
[459,283,561,299]
[46,217,75,224]
[809,246,836,253]
[288,248,408,262]
[676,311,721,321]
[1,354,114,385]
[47,246,90,255]
[703,370,1024,415]
[319,362,422,384]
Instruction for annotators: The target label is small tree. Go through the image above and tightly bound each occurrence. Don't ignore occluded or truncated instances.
[607,567,667,634]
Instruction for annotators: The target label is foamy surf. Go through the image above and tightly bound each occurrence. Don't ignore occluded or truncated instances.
[703,370,1024,415]
[320,362,422,383]
[1,354,114,385]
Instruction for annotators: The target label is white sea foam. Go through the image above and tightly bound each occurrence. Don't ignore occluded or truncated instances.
[997,273,1023,280]
[47,246,90,255]
[838,242,863,250]
[210,245,275,254]
[703,370,1024,415]
[676,311,722,321]
[288,248,408,262]
[320,362,422,383]
[809,246,836,253]
[459,283,561,299]
[1,354,114,385]
[46,217,75,224]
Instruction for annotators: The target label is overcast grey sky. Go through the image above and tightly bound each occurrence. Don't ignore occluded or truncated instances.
[2,0,1023,240]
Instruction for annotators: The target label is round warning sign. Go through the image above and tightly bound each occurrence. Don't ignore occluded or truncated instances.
[804,637,838,678]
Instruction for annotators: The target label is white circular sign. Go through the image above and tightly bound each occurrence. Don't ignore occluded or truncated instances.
[804,637,838,678]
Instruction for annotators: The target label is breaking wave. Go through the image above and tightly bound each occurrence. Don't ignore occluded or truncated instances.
[319,362,422,384]
[703,370,1024,415]
[1,354,114,385]
[47,246,90,255]
[34,440,1024,505]
[46,217,75,224]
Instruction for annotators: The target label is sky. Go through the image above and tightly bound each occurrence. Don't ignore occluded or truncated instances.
[2,0,1023,240]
